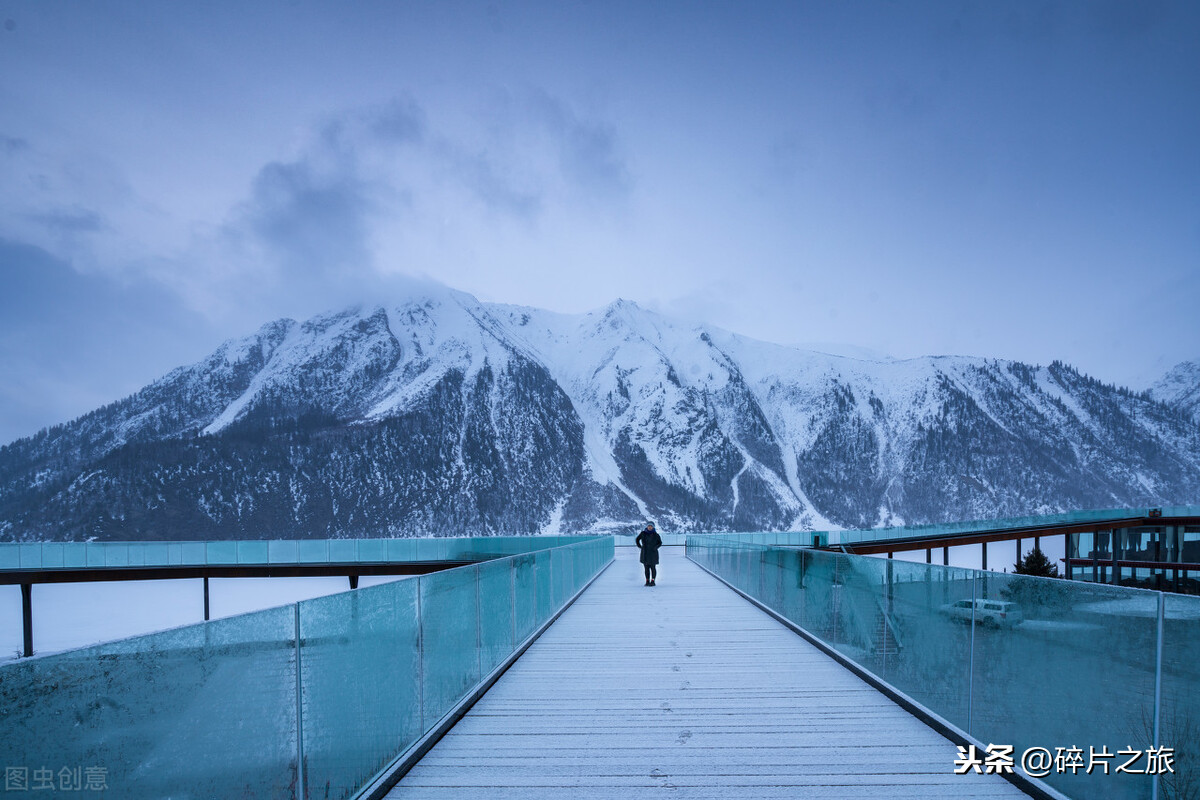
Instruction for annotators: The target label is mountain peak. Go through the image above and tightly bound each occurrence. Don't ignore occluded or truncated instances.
[3,296,1198,541]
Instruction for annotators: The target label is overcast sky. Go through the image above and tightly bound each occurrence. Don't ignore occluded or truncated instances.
[1,1,1197,444]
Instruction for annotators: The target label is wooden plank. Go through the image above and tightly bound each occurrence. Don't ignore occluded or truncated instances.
[387,548,1028,798]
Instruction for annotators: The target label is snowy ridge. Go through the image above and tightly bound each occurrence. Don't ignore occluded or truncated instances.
[1150,359,1200,419]
[2,291,1199,541]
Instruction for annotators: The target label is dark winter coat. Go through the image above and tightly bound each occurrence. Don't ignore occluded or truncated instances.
[636,527,662,566]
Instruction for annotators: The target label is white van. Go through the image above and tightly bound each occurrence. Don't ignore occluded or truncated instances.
[939,598,1024,628]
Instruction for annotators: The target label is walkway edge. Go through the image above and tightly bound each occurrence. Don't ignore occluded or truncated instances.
[687,554,1070,800]
[355,557,616,800]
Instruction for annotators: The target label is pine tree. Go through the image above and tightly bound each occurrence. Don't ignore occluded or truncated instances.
[1014,547,1059,578]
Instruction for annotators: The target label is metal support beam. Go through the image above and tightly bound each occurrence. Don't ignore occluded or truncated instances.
[982,541,988,571]
[925,548,931,564]
[203,576,210,621]
[21,583,33,658]
[1016,538,1022,568]
[349,574,359,590]
[943,546,949,566]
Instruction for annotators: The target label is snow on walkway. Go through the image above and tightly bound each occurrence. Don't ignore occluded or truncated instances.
[387,547,1028,799]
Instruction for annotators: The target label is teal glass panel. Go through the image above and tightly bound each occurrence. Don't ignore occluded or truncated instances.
[19,543,41,568]
[0,545,18,569]
[512,553,539,643]
[61,543,86,568]
[85,543,106,567]
[430,538,450,562]
[104,543,130,567]
[419,566,481,725]
[411,539,433,561]
[534,549,554,624]
[327,540,357,563]
[972,572,1156,800]
[298,540,328,563]
[180,542,206,564]
[387,539,415,562]
[207,541,237,564]
[0,605,299,799]
[125,544,147,566]
[40,543,65,569]
[444,538,478,561]
[551,547,570,607]
[269,540,300,563]
[1161,593,1200,800]
[237,540,269,564]
[142,542,170,566]
[299,578,421,799]
[357,540,387,562]
[477,558,515,677]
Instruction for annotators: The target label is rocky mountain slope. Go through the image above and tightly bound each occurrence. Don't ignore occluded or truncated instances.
[2,288,1198,541]
[1150,359,1200,419]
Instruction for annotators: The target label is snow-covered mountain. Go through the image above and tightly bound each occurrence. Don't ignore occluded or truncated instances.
[2,288,1198,541]
[1149,359,1200,419]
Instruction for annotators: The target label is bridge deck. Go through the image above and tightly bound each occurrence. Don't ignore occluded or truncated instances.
[387,548,1027,799]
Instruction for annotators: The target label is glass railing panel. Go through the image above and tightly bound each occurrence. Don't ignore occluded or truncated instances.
[140,542,170,566]
[268,539,300,563]
[512,553,538,643]
[1,535,612,799]
[876,558,974,721]
[357,539,387,563]
[39,543,65,569]
[533,549,554,626]
[19,544,41,569]
[551,547,569,608]
[0,545,19,569]
[299,577,421,800]
[387,538,415,563]
[180,542,206,565]
[64,543,88,568]
[972,572,1156,800]
[298,540,328,564]
[0,605,298,799]
[477,558,515,677]
[418,565,481,725]
[1151,593,1200,800]
[103,543,130,567]
[207,541,237,565]
[327,540,357,563]
[237,540,269,564]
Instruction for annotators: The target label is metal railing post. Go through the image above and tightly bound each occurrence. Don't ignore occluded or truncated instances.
[294,602,305,800]
[1152,591,1165,800]
[967,574,977,735]
[417,576,425,731]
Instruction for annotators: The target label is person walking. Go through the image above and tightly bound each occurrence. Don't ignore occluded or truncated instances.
[636,522,662,586]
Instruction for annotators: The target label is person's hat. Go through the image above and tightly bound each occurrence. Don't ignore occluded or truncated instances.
[648,522,656,529]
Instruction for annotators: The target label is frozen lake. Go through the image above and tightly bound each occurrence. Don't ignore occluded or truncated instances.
[0,574,411,663]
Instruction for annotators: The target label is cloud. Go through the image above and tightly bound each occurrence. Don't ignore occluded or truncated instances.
[0,90,635,337]
[0,135,28,155]
[0,237,216,443]
[526,90,632,201]
[245,159,373,278]
[25,206,106,234]
[206,90,632,310]
[438,143,543,219]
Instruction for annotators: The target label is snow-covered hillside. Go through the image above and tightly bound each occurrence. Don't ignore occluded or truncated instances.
[2,287,1198,540]
[1150,359,1200,419]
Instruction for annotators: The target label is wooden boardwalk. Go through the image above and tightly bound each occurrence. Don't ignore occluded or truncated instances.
[387,548,1028,799]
